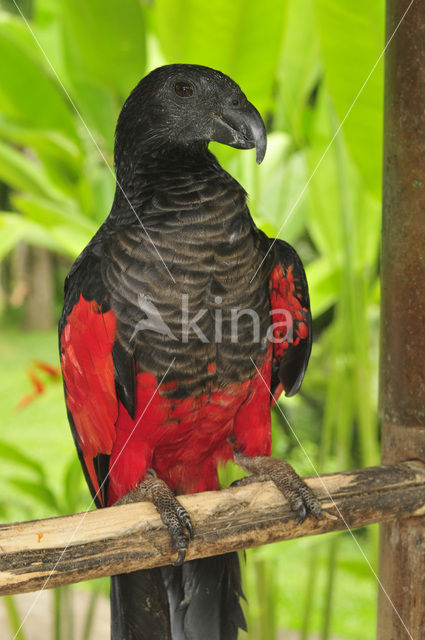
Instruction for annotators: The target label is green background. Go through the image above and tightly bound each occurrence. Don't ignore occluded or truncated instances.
[0,1,385,638]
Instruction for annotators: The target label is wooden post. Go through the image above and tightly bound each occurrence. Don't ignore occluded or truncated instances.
[378,1,425,638]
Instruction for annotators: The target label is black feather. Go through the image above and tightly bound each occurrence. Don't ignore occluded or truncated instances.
[111,570,172,640]
[161,553,246,640]
[93,453,110,507]
[112,339,136,419]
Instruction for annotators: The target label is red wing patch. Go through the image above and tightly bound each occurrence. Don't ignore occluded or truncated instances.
[269,263,310,398]
[60,295,118,505]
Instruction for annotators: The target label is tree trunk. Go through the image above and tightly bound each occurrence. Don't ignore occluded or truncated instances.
[23,246,54,330]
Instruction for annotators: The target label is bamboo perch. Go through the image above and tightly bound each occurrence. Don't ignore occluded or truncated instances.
[1,461,425,596]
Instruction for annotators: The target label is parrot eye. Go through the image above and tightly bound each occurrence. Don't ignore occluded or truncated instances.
[175,82,193,97]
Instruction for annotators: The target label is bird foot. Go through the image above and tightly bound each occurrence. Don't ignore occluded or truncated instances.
[233,452,323,525]
[116,470,193,566]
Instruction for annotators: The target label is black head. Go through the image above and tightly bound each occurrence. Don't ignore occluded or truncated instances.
[115,64,266,171]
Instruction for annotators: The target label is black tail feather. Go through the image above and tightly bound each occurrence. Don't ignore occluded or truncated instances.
[161,553,246,640]
[110,554,245,640]
[111,568,172,640]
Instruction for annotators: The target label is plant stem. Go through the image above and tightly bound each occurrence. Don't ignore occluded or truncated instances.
[82,589,100,640]
[256,557,276,640]
[321,535,340,640]
[63,586,74,640]
[53,588,62,640]
[300,544,319,640]
[3,595,26,640]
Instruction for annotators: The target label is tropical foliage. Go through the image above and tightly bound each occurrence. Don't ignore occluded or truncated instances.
[0,0,385,638]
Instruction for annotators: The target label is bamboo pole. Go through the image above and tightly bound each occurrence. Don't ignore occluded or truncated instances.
[378,1,425,638]
[1,462,425,596]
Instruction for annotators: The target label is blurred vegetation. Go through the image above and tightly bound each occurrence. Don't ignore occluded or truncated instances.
[0,0,385,638]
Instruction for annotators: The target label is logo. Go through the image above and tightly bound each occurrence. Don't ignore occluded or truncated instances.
[131,294,297,345]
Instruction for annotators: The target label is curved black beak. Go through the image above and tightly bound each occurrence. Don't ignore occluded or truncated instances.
[211,101,267,164]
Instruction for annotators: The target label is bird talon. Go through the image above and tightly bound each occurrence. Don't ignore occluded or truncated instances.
[172,548,187,566]
[297,504,307,526]
[312,504,323,521]
[185,518,194,539]
[176,505,194,539]
[233,453,323,525]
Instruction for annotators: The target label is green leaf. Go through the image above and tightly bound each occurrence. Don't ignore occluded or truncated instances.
[0,212,57,259]
[0,116,85,201]
[63,456,85,513]
[0,116,82,169]
[259,144,310,243]
[0,439,46,480]
[12,194,95,232]
[309,86,381,274]
[314,0,385,197]
[32,0,72,83]
[9,478,61,512]
[306,257,341,316]
[307,88,347,261]
[223,132,310,243]
[0,212,29,259]
[275,0,321,140]
[11,196,96,258]
[59,0,146,100]
[0,21,77,137]
[63,82,118,150]
[154,0,288,114]
[0,139,70,202]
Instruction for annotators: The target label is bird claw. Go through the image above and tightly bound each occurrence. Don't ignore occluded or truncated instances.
[234,452,323,525]
[167,501,193,565]
[276,475,322,525]
[172,548,187,567]
[149,483,194,565]
[125,472,194,565]
[176,504,194,539]
[297,503,307,526]
[280,479,323,524]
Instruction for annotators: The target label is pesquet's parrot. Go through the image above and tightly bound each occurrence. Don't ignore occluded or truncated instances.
[59,64,322,640]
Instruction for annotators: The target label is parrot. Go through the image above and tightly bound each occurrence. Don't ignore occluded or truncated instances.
[59,64,322,640]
